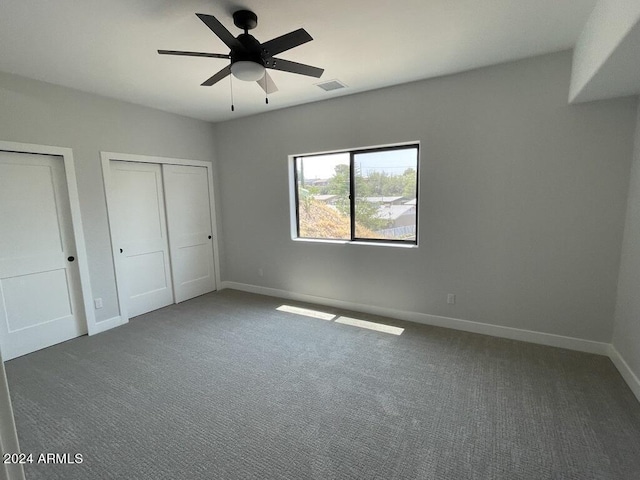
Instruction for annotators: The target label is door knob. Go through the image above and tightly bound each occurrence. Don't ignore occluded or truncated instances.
[208,235,212,239]
[67,256,75,262]
[120,248,123,253]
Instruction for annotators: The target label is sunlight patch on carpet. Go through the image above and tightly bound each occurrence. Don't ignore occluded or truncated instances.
[277,305,336,320]
[335,316,404,335]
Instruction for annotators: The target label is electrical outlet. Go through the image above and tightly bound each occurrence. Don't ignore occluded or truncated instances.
[258,268,264,277]
[447,294,456,305]
[94,298,103,309]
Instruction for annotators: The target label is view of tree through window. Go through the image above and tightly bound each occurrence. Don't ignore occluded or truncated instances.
[294,145,418,243]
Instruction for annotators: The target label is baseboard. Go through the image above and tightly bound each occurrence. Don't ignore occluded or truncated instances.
[90,316,126,335]
[220,281,610,356]
[608,345,640,402]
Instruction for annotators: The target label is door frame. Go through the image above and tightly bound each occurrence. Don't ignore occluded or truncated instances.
[0,349,26,480]
[0,140,97,338]
[101,151,221,324]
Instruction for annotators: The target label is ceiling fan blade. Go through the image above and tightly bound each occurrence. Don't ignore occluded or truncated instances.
[257,72,278,94]
[261,28,313,57]
[267,58,324,78]
[201,65,232,86]
[195,13,243,51]
[158,50,230,59]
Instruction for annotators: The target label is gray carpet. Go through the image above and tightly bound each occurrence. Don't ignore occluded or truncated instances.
[5,289,640,480]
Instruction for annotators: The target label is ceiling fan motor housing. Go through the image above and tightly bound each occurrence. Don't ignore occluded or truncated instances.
[231,33,265,66]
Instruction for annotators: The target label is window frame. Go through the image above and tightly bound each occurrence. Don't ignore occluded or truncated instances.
[292,143,420,246]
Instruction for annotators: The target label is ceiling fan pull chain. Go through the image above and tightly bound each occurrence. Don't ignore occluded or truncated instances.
[230,73,235,112]
[264,75,269,105]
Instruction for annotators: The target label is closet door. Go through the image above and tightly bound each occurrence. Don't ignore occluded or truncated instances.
[163,164,216,302]
[110,161,174,317]
[0,152,86,360]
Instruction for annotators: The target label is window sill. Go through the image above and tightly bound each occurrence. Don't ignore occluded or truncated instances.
[292,238,418,249]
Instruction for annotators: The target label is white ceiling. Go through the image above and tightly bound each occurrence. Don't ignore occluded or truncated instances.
[0,0,598,122]
[571,10,640,103]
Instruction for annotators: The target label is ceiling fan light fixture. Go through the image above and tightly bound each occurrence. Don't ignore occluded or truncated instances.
[231,61,265,81]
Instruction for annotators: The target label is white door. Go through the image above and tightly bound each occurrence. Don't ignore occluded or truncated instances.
[163,164,217,302]
[110,161,174,317]
[0,152,87,360]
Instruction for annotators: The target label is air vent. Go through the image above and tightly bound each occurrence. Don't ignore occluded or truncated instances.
[316,79,347,92]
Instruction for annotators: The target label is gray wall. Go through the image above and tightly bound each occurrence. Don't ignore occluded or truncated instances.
[213,51,637,342]
[613,104,640,377]
[0,71,218,322]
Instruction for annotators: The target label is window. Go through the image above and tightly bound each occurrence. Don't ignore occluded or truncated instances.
[293,144,419,244]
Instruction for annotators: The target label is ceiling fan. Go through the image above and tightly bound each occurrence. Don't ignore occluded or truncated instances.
[158,10,324,95]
